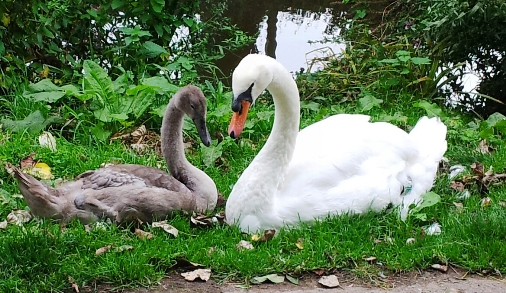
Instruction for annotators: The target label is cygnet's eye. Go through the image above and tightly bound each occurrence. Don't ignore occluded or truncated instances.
[190,104,195,109]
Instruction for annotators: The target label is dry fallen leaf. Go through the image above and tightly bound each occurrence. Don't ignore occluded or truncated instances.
[431,264,448,272]
[152,220,178,237]
[286,275,299,285]
[39,131,57,152]
[68,276,79,293]
[116,245,134,252]
[27,162,54,180]
[423,222,442,236]
[481,197,492,207]
[450,181,466,192]
[477,139,493,155]
[20,153,36,169]
[406,238,416,245]
[364,256,377,263]
[181,269,211,282]
[0,220,7,229]
[295,238,304,249]
[236,240,254,251]
[499,201,506,207]
[318,275,340,288]
[95,245,113,256]
[135,228,153,240]
[251,274,285,284]
[453,202,464,212]
[251,229,276,242]
[6,210,32,226]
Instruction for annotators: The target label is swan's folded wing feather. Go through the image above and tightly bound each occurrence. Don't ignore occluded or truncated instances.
[274,116,417,223]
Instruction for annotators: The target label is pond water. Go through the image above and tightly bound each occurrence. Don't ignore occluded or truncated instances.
[214,0,351,78]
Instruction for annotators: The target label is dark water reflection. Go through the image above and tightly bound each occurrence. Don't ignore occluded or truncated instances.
[214,0,351,79]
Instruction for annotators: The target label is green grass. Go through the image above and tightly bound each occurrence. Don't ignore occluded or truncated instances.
[1,83,506,292]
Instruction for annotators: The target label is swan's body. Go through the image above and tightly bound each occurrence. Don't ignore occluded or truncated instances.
[12,85,217,224]
[225,54,447,233]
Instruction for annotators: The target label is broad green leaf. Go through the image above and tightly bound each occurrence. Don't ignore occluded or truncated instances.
[27,79,60,92]
[83,60,114,102]
[142,41,167,58]
[251,274,285,284]
[300,101,321,112]
[23,91,65,103]
[414,100,445,118]
[150,0,165,13]
[256,110,274,121]
[358,95,383,112]
[111,0,126,9]
[379,113,408,123]
[121,90,156,119]
[41,27,55,38]
[109,113,129,121]
[141,76,179,92]
[200,141,223,168]
[1,110,60,134]
[0,189,16,207]
[410,57,431,65]
[150,104,167,118]
[485,112,506,127]
[411,192,441,214]
[91,123,111,141]
[113,74,129,93]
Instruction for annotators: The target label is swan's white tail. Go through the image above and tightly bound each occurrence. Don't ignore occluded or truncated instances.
[409,116,447,162]
[400,116,447,220]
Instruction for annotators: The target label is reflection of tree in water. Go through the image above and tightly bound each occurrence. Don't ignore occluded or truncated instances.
[213,0,351,79]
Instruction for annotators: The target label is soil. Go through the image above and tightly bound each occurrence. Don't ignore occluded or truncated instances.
[87,267,506,293]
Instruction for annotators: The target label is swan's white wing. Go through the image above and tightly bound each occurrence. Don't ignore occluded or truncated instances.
[273,114,419,225]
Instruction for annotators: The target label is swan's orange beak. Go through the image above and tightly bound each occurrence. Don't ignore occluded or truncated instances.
[228,100,251,139]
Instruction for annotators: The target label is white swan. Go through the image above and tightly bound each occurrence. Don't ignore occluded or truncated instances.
[225,54,447,233]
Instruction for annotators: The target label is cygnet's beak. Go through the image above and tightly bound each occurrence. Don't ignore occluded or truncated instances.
[194,117,212,147]
[228,100,251,139]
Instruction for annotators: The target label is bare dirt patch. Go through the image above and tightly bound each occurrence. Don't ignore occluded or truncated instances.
[85,267,506,293]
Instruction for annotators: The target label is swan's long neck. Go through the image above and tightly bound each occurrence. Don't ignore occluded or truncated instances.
[161,99,217,211]
[161,99,191,178]
[233,62,300,207]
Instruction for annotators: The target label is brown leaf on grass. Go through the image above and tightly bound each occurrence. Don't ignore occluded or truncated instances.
[236,240,254,251]
[295,238,304,249]
[95,245,113,256]
[318,275,340,288]
[477,139,494,155]
[181,269,211,282]
[20,152,36,169]
[68,277,79,293]
[190,213,214,228]
[152,220,178,237]
[453,202,464,212]
[0,220,7,229]
[313,269,326,276]
[450,181,466,192]
[116,245,134,252]
[216,193,227,208]
[431,264,448,273]
[135,228,153,240]
[251,274,285,284]
[481,197,492,207]
[251,229,276,242]
[6,210,32,226]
